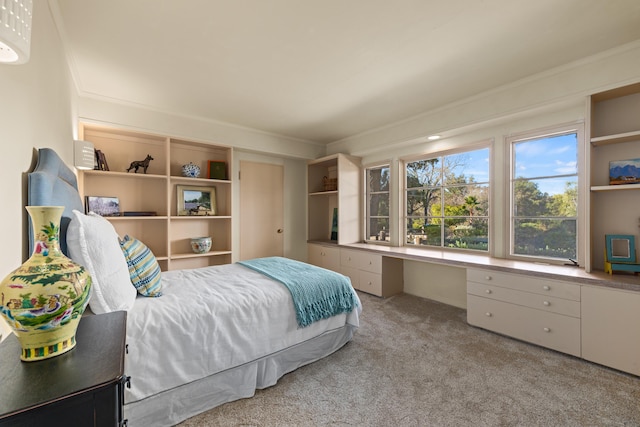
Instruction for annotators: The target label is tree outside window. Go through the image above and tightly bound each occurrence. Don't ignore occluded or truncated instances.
[366,166,390,242]
[405,147,490,251]
[511,131,578,260]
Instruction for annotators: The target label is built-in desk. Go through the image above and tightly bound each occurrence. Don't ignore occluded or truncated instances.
[309,241,640,376]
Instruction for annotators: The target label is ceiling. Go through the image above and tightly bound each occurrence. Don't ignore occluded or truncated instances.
[51,0,640,144]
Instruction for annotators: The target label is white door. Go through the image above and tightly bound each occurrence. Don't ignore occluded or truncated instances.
[239,161,284,260]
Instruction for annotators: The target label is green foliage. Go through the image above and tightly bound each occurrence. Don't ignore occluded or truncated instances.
[406,153,576,257]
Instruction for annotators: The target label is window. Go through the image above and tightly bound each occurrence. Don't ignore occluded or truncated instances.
[366,165,390,242]
[510,129,578,261]
[404,146,490,251]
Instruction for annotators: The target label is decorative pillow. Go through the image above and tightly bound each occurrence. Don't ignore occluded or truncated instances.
[66,210,137,314]
[119,235,163,297]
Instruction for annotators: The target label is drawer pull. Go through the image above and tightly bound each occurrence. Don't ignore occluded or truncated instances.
[543,301,550,306]
[543,285,551,291]
[485,276,492,281]
[369,261,372,265]
[485,312,492,317]
[485,289,492,294]
[543,327,551,333]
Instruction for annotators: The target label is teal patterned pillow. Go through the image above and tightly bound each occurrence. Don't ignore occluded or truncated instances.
[119,235,163,297]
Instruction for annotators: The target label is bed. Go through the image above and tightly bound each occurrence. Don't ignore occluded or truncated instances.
[28,148,361,426]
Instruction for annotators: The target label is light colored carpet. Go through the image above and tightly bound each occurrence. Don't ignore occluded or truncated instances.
[179,292,640,426]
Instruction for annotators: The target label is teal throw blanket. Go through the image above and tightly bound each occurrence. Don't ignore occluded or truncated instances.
[238,257,358,328]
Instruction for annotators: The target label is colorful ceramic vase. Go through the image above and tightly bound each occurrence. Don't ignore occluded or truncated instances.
[190,236,212,253]
[0,206,92,361]
[182,162,201,178]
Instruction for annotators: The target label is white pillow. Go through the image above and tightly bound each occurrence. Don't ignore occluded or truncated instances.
[67,210,136,314]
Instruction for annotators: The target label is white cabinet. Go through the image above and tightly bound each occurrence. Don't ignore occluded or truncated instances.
[307,243,340,272]
[582,285,640,376]
[340,249,403,297]
[466,268,581,356]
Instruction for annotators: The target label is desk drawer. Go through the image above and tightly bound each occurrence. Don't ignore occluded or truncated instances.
[467,282,580,318]
[358,271,382,296]
[341,249,381,274]
[467,268,580,301]
[467,295,580,356]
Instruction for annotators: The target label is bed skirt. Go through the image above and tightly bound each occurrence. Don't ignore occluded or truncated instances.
[124,323,357,426]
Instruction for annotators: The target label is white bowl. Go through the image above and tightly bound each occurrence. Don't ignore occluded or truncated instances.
[190,236,212,254]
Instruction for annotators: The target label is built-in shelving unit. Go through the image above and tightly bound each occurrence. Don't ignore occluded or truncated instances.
[78,124,233,271]
[587,82,640,272]
[307,153,362,245]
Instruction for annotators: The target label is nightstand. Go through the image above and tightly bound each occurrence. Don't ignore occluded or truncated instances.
[0,311,129,427]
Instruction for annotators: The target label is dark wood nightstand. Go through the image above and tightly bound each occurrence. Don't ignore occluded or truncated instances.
[0,311,129,427]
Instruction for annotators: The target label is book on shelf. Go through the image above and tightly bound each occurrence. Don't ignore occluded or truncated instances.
[94,149,110,171]
[123,211,157,216]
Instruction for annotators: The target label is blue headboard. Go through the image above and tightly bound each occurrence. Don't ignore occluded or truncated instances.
[27,148,84,256]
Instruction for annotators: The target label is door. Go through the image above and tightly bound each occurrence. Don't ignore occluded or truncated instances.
[239,161,284,260]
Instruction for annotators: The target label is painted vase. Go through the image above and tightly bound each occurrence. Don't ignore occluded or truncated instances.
[190,236,212,254]
[0,206,92,361]
[182,162,201,178]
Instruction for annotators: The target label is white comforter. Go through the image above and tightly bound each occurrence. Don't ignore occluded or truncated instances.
[125,263,361,403]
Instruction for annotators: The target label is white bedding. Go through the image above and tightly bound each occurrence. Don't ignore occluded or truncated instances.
[125,263,361,404]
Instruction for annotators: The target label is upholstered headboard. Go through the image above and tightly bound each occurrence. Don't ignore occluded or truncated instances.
[27,148,84,256]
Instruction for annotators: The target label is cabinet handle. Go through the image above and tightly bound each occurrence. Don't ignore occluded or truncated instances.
[485,289,492,294]
[543,301,550,306]
[485,312,492,317]
[485,276,492,281]
[348,257,351,261]
[543,285,551,291]
[543,327,551,333]
[369,261,372,265]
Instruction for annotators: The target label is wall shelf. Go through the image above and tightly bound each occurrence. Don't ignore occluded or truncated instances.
[79,123,233,270]
[591,130,640,146]
[591,184,640,192]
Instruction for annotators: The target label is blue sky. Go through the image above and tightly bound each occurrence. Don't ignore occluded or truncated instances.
[514,133,577,195]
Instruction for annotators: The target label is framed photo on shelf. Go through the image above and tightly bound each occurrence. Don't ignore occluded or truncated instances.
[207,160,227,180]
[609,158,640,185]
[605,234,636,263]
[85,196,120,216]
[177,185,216,216]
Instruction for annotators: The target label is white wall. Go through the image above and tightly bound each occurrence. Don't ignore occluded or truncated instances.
[0,2,76,339]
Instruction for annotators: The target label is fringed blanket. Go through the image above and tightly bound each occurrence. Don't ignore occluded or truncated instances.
[238,257,358,328]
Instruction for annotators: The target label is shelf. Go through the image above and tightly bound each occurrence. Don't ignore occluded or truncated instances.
[591,184,640,192]
[590,130,640,146]
[309,190,338,196]
[170,176,231,185]
[80,122,234,270]
[171,250,232,259]
[105,215,168,220]
[170,215,231,220]
[83,170,167,180]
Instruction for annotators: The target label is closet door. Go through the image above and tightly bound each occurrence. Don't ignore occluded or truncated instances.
[239,161,284,260]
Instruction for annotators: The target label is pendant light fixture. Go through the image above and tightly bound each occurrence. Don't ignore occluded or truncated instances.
[0,0,33,64]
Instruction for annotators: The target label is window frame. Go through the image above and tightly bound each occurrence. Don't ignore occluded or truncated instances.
[402,142,492,252]
[365,163,392,245]
[506,123,584,265]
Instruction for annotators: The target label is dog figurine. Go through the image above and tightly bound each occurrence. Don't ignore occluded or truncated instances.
[126,154,154,173]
